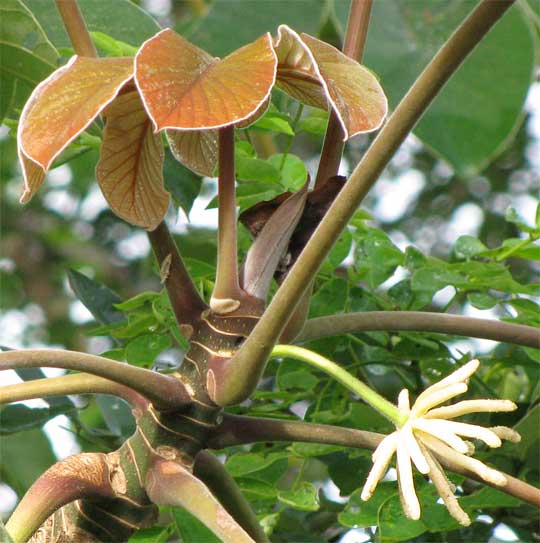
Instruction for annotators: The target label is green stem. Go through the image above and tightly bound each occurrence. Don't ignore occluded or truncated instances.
[271,344,404,425]
[222,0,516,407]
[193,451,269,543]
[0,372,147,409]
[279,103,303,171]
[314,0,373,188]
[495,235,537,262]
[296,311,540,348]
[0,349,190,409]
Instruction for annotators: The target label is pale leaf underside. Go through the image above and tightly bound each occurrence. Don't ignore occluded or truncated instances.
[97,90,169,230]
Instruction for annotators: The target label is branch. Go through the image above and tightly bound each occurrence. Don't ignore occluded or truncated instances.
[0,350,190,409]
[0,372,147,409]
[194,451,269,543]
[297,312,540,348]
[6,452,115,543]
[56,0,206,328]
[314,0,373,188]
[146,458,257,543]
[211,126,244,314]
[55,0,97,57]
[209,414,540,509]
[148,222,208,326]
[218,0,516,406]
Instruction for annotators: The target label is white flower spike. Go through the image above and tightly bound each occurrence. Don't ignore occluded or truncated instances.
[361,359,520,526]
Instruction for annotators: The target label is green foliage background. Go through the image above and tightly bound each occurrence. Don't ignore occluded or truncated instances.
[0,0,539,542]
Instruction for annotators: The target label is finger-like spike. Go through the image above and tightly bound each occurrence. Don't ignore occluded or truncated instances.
[412,383,468,417]
[419,442,471,526]
[402,423,429,474]
[425,399,517,419]
[361,432,398,501]
[396,443,421,520]
[413,419,470,454]
[420,432,507,487]
[490,426,521,443]
[398,389,410,414]
[431,420,502,448]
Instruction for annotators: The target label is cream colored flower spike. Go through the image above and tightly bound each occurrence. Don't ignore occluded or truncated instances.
[360,359,519,526]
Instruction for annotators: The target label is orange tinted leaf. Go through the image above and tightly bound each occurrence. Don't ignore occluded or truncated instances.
[19,155,46,204]
[274,25,387,139]
[96,90,169,230]
[135,29,277,131]
[166,129,218,177]
[18,56,134,202]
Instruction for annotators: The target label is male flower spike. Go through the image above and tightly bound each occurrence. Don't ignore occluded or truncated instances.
[361,360,520,525]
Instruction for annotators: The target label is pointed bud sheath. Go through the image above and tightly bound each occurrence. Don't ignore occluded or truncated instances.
[18,56,134,203]
[242,183,308,300]
[273,25,388,140]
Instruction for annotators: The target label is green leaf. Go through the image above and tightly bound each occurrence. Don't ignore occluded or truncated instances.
[298,110,329,135]
[278,369,319,391]
[309,278,348,317]
[225,451,289,478]
[0,520,15,543]
[164,152,203,217]
[467,292,497,310]
[344,1,536,175]
[355,228,404,288]
[125,333,172,367]
[114,291,160,311]
[339,483,396,528]
[278,481,320,511]
[0,428,56,496]
[172,506,221,543]
[68,269,125,325]
[25,0,160,49]
[268,153,308,191]
[0,0,58,119]
[189,0,327,57]
[461,486,521,509]
[454,235,488,259]
[90,31,138,57]
[378,492,427,542]
[327,228,353,268]
[0,403,75,434]
[252,106,294,135]
[237,156,281,184]
[128,527,170,543]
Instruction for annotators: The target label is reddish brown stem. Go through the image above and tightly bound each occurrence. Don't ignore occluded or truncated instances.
[6,453,115,543]
[211,126,243,313]
[55,0,98,57]
[209,414,540,508]
[148,222,208,326]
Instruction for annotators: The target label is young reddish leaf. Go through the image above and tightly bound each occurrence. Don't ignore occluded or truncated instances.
[166,129,218,177]
[274,25,387,139]
[135,29,277,131]
[96,90,168,230]
[18,56,134,203]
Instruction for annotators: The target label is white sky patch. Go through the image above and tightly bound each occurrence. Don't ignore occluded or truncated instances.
[47,164,72,188]
[0,484,18,519]
[432,285,455,308]
[69,299,94,325]
[180,178,219,231]
[44,415,81,460]
[443,202,484,245]
[339,528,371,543]
[117,230,151,260]
[493,522,520,542]
[463,302,499,354]
[43,189,79,218]
[373,169,425,223]
[80,184,109,222]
